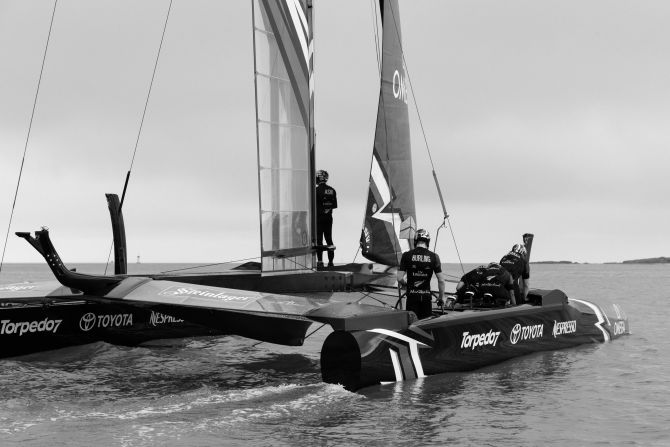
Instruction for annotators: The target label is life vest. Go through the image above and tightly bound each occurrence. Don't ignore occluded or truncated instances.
[400,247,441,298]
[459,264,511,304]
[500,251,529,280]
[316,183,337,213]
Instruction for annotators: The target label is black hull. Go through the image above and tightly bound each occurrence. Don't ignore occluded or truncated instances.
[321,289,630,391]
[0,282,221,359]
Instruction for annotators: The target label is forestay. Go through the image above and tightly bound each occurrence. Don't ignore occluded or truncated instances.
[360,0,416,266]
[252,0,315,275]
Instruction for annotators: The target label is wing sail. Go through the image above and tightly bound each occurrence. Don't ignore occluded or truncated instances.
[253,0,315,275]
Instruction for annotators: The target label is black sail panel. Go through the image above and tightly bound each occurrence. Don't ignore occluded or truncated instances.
[360,0,416,266]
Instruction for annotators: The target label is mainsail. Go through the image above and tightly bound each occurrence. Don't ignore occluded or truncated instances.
[360,0,416,266]
[252,0,314,274]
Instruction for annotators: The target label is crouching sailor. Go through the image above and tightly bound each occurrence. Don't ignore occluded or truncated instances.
[456,262,515,306]
[397,229,446,320]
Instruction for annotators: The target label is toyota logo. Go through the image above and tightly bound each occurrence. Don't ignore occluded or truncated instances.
[79,312,96,331]
[510,323,521,344]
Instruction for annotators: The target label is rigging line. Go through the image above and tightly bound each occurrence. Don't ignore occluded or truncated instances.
[0,0,59,275]
[433,219,464,275]
[386,3,466,273]
[355,290,393,307]
[304,323,326,340]
[103,240,114,275]
[158,256,261,274]
[124,0,173,192]
[385,4,435,171]
[446,218,465,274]
[103,0,173,274]
[351,245,361,264]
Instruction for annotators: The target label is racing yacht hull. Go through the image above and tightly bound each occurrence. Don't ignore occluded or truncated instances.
[320,289,630,391]
[0,281,221,358]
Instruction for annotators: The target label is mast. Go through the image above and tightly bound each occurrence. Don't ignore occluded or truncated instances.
[252,0,315,275]
[360,0,416,266]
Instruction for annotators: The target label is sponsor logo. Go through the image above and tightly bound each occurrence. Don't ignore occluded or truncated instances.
[79,312,96,331]
[149,311,184,327]
[509,323,544,344]
[0,284,37,292]
[613,320,626,336]
[392,69,408,103]
[461,329,501,350]
[552,320,577,337]
[158,287,254,303]
[79,312,133,332]
[0,318,62,336]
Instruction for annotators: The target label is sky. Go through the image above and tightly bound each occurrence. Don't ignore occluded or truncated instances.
[0,0,668,267]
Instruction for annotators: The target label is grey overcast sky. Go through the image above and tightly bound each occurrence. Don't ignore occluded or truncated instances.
[1,0,668,265]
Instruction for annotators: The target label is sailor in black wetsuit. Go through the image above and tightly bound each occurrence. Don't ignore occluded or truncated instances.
[456,262,515,306]
[500,243,530,304]
[315,170,337,268]
[397,229,446,320]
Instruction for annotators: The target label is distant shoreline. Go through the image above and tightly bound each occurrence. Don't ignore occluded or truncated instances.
[621,257,670,264]
[533,257,669,265]
[532,261,579,264]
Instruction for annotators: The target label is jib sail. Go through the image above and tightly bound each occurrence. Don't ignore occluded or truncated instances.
[360,0,416,266]
[252,0,314,274]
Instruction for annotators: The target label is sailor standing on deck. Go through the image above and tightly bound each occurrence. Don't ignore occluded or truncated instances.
[397,229,446,320]
[315,170,337,268]
[500,243,530,303]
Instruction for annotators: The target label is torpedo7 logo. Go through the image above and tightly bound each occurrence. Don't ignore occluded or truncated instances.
[1,318,62,336]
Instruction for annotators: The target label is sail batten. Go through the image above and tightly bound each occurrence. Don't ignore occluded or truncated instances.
[360,0,416,266]
[253,0,314,275]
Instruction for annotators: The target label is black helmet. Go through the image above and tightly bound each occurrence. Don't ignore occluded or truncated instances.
[414,228,430,245]
[316,170,329,183]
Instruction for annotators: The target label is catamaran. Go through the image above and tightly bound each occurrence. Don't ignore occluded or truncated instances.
[3,0,629,392]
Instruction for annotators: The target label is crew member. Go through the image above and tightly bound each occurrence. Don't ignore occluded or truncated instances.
[456,262,515,306]
[500,243,530,303]
[397,229,446,320]
[315,170,337,268]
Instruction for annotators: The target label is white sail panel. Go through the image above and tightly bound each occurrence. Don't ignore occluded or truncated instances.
[253,0,313,274]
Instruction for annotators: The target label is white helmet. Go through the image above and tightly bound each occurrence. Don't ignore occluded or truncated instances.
[512,243,527,256]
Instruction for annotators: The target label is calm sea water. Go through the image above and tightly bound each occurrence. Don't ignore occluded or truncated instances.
[0,263,668,446]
